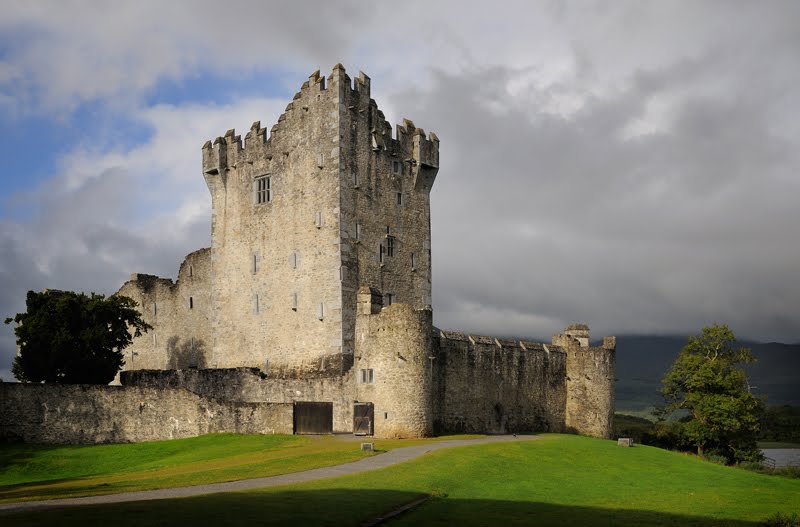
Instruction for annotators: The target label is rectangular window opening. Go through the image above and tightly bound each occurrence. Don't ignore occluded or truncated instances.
[352,171,359,187]
[392,160,401,175]
[379,243,384,264]
[189,297,193,309]
[317,302,324,321]
[396,192,402,206]
[291,292,298,311]
[255,176,271,204]
[255,293,260,314]
[253,253,258,274]
[355,223,362,241]
[384,293,394,306]
[360,368,374,384]
[411,252,416,270]
[189,265,193,277]
[315,211,323,228]
[386,235,395,257]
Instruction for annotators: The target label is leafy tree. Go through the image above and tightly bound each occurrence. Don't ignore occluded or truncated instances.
[660,324,763,464]
[5,290,151,384]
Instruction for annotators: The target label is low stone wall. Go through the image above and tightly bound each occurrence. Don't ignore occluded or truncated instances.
[0,382,292,444]
[122,368,354,433]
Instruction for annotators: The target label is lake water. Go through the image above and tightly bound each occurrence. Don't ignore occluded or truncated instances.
[761,449,800,468]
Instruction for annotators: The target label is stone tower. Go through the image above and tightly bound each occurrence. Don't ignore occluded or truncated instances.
[553,324,616,438]
[201,65,439,375]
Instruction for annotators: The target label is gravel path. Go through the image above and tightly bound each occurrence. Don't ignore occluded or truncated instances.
[0,434,541,515]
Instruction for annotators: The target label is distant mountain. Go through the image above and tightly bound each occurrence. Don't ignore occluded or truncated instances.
[614,336,800,413]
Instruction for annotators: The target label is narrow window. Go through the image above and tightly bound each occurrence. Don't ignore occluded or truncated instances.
[384,293,394,306]
[315,211,323,228]
[290,251,298,269]
[190,337,195,350]
[392,160,401,175]
[411,252,416,270]
[384,412,389,419]
[352,171,359,187]
[153,302,157,316]
[386,235,395,257]
[292,292,298,311]
[255,176,271,204]
[189,297,193,309]
[189,265,193,277]
[254,293,260,314]
[253,253,258,274]
[355,223,362,241]
[263,359,269,375]
[152,332,157,346]
[396,192,402,206]
[317,153,324,168]
[359,368,374,384]
[317,302,324,321]
[379,243,384,264]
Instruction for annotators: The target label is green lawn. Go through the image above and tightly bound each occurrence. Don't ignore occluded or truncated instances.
[3,434,799,526]
[0,433,482,503]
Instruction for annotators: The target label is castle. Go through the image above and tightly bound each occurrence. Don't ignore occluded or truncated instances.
[0,65,615,443]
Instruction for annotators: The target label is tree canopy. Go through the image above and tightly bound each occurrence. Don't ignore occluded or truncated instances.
[660,324,763,464]
[6,290,151,384]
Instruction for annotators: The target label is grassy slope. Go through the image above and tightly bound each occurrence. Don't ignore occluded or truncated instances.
[0,433,483,503]
[4,434,799,526]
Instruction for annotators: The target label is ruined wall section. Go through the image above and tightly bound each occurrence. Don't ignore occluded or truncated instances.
[117,248,212,371]
[553,324,616,438]
[432,332,567,434]
[337,66,439,364]
[355,297,434,438]
[202,69,345,374]
[0,383,292,444]
[123,368,355,433]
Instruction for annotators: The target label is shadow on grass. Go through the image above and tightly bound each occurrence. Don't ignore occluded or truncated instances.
[1,489,766,527]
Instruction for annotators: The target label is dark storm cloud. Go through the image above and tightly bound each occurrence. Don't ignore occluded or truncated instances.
[390,54,800,341]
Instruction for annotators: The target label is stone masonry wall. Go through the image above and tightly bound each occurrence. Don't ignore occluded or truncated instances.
[122,368,355,434]
[0,382,292,444]
[432,332,567,434]
[202,69,345,374]
[117,248,212,371]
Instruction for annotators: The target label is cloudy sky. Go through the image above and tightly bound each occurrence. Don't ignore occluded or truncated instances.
[1,1,799,379]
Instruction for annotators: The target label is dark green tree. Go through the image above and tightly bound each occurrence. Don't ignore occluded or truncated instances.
[660,324,763,464]
[5,290,152,384]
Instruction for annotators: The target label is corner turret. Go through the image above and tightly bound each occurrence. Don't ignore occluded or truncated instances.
[554,324,616,438]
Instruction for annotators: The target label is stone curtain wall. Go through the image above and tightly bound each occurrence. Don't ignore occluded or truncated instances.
[432,332,568,434]
[123,368,355,433]
[0,382,292,444]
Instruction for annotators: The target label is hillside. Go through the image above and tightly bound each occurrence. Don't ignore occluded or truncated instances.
[615,336,800,412]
